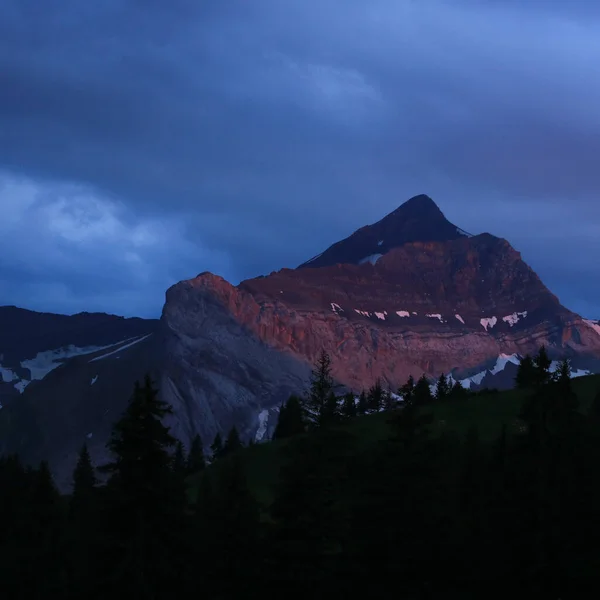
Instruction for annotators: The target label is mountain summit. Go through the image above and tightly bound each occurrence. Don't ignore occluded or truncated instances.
[300,194,470,269]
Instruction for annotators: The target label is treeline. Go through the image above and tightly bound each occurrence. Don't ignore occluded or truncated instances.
[272,349,467,440]
[1,351,600,597]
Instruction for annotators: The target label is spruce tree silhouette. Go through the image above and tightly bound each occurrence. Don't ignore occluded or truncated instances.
[97,375,190,597]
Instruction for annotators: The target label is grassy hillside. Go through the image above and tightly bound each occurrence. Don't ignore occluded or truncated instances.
[190,374,600,507]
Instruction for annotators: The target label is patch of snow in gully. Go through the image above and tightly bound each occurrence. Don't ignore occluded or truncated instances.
[255,409,270,442]
[480,317,497,331]
[21,340,134,382]
[358,253,383,265]
[0,365,18,383]
[426,313,444,322]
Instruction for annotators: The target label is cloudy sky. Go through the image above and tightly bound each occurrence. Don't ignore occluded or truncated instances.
[1,0,599,318]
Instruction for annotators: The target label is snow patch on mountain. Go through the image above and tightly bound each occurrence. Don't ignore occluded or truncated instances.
[0,365,18,383]
[255,409,270,442]
[375,312,386,320]
[455,314,465,324]
[480,317,497,331]
[502,311,528,327]
[330,302,343,314]
[14,380,29,393]
[490,353,521,375]
[91,375,98,385]
[396,310,410,318]
[21,341,129,384]
[426,313,444,322]
[359,253,383,265]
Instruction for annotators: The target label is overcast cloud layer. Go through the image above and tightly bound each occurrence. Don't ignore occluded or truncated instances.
[1,0,599,318]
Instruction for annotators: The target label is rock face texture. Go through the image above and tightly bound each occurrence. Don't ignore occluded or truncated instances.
[158,274,311,451]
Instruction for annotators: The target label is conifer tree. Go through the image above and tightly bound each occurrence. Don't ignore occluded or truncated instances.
[186,434,205,474]
[321,391,340,427]
[449,380,468,401]
[553,357,571,384]
[68,444,99,597]
[173,440,187,474]
[28,461,65,596]
[274,395,306,440]
[400,375,415,405]
[210,432,224,461]
[70,443,97,519]
[550,358,579,432]
[196,457,262,597]
[97,375,190,597]
[357,390,368,415]
[342,392,357,418]
[516,354,536,389]
[368,378,384,412]
[223,426,243,456]
[435,373,450,401]
[534,346,552,387]
[305,349,335,427]
[383,387,395,411]
[414,374,433,406]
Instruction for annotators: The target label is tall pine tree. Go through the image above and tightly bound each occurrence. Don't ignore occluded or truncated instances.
[342,392,357,418]
[400,375,415,405]
[210,432,224,461]
[97,375,191,597]
[435,373,450,401]
[274,395,306,439]
[414,374,433,406]
[223,426,243,456]
[68,444,99,598]
[186,434,206,474]
[516,354,537,389]
[305,349,335,428]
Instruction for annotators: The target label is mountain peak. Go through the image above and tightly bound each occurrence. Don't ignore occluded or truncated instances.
[395,193,440,213]
[299,194,468,269]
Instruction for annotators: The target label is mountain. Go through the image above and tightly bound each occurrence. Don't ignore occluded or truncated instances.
[157,195,600,445]
[300,194,472,268]
[0,307,159,488]
[2,194,600,488]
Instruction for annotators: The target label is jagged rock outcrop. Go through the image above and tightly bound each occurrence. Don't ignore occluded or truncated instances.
[159,274,312,450]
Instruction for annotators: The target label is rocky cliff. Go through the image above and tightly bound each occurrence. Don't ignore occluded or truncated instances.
[159,195,600,442]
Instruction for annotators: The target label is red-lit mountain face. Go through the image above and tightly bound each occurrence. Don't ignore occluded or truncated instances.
[157,195,600,446]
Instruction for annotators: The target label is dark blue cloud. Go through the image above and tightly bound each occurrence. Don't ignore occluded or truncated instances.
[0,0,599,318]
